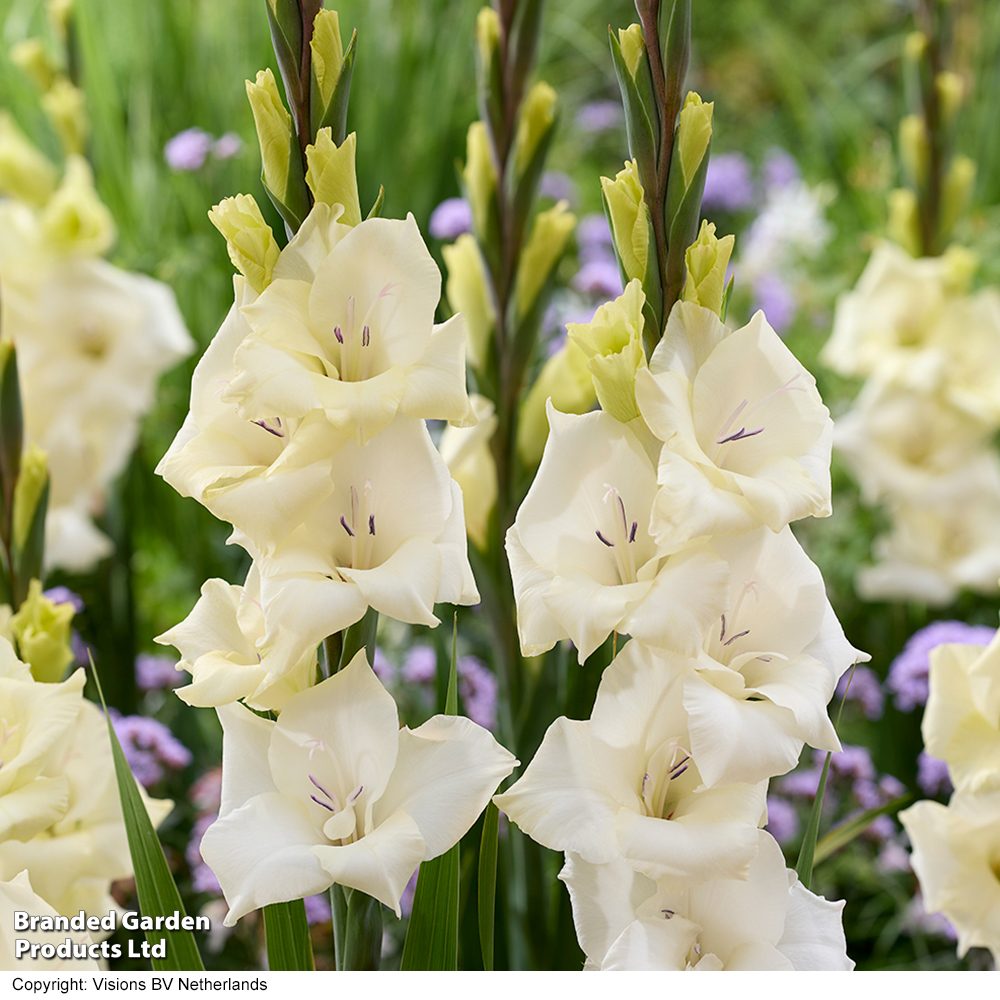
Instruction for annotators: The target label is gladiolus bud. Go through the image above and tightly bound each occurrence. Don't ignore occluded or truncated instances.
[935,72,965,128]
[208,194,280,294]
[513,81,557,179]
[682,220,735,318]
[476,7,501,69]
[899,114,929,187]
[941,244,978,296]
[310,8,344,110]
[12,445,47,557]
[10,39,55,92]
[515,200,576,321]
[9,578,73,684]
[600,159,648,285]
[41,79,87,155]
[247,69,293,202]
[904,31,928,65]
[305,129,361,227]
[463,121,497,240]
[676,92,713,189]
[940,155,976,245]
[567,278,647,423]
[40,156,116,256]
[0,112,57,205]
[442,234,495,373]
[887,188,921,257]
[618,24,646,78]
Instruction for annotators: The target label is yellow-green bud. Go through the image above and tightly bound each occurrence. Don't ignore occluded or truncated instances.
[567,279,646,423]
[442,234,495,373]
[41,78,87,155]
[682,220,735,317]
[247,68,293,201]
[305,129,361,227]
[10,578,73,684]
[904,31,928,65]
[887,188,921,257]
[600,159,648,284]
[941,244,978,295]
[935,72,965,128]
[46,0,74,38]
[208,194,280,294]
[899,114,929,186]
[676,92,713,188]
[517,340,596,465]
[12,446,48,556]
[940,154,976,240]
[0,113,57,205]
[618,23,646,78]
[11,39,55,92]
[463,121,497,239]
[515,200,576,320]
[41,155,115,256]
[514,81,557,177]
[476,7,501,68]
[311,8,345,110]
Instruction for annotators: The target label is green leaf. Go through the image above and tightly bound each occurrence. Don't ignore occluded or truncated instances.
[0,340,23,547]
[330,883,348,971]
[263,900,314,971]
[337,606,379,671]
[91,663,204,972]
[813,794,912,866]
[366,184,385,220]
[794,750,832,892]
[400,611,461,970]
[719,274,735,322]
[478,801,500,971]
[343,889,383,970]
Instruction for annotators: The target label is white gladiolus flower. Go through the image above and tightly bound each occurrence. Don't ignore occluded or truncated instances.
[635,304,832,552]
[494,641,766,890]
[560,831,853,971]
[155,567,316,713]
[900,790,1000,963]
[199,650,516,921]
[921,638,1000,794]
[0,871,98,969]
[224,211,475,442]
[505,403,728,663]
[242,414,479,661]
[687,525,864,787]
[157,276,345,555]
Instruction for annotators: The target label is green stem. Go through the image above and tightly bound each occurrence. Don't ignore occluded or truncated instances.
[343,889,383,971]
[330,883,348,971]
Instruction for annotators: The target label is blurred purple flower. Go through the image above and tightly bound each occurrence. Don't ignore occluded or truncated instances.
[212,132,243,160]
[164,127,214,171]
[752,273,797,333]
[111,712,192,788]
[880,774,906,799]
[135,652,183,691]
[853,779,883,811]
[824,744,876,783]
[877,839,912,873]
[372,646,397,685]
[765,795,799,845]
[575,100,623,134]
[572,259,623,300]
[702,152,754,212]
[400,867,419,919]
[304,894,332,926]
[576,213,614,260]
[886,620,996,712]
[917,751,953,797]
[764,148,800,191]
[187,813,222,895]
[906,894,957,941]
[539,171,577,205]
[864,814,897,842]
[191,767,223,815]
[457,655,498,731]
[43,586,84,614]
[71,632,94,667]
[778,766,824,799]
[401,645,436,684]
[835,664,884,720]
[429,198,473,240]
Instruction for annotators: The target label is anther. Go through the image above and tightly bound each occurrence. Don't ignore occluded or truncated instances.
[334,325,343,344]
[723,629,750,646]
[340,515,354,537]
[369,515,375,536]
[596,530,614,547]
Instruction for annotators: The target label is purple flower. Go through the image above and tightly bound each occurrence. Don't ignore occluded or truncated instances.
[864,814,897,842]
[906,894,957,941]
[575,100,623,134]
[751,273,797,333]
[886,621,996,712]
[303,894,332,926]
[43,586,84,614]
[372,647,397,685]
[917,752,953,797]
[835,664,884,720]
[457,655,498,731]
[877,839,911,873]
[765,795,800,845]
[428,198,473,240]
[187,813,222,896]
[571,259,623,300]
[824,744,876,783]
[71,632,94,667]
[777,766,824,799]
[539,171,577,205]
[164,127,214,171]
[764,148,800,191]
[702,152,754,212]
[191,767,223,814]
[111,712,193,788]
[576,213,614,261]
[212,132,243,160]
[853,779,883,811]
[401,645,436,685]
[135,653,183,691]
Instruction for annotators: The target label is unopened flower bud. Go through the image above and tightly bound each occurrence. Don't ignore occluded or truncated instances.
[41,78,87,154]
[618,23,646,79]
[463,121,497,239]
[887,188,921,257]
[10,578,73,684]
[10,39,55,92]
[904,31,928,65]
[515,200,576,320]
[567,278,646,423]
[208,194,279,293]
[935,72,965,128]
[682,220,735,317]
[0,112,56,205]
[476,6,501,68]
[46,0,74,37]
[443,234,495,372]
[940,155,976,242]
[941,244,978,295]
[600,159,648,284]
[12,445,48,557]
[41,155,115,256]
[513,81,557,178]
[246,68,293,201]
[305,129,361,227]
[899,114,929,186]
[310,8,344,111]
[676,92,713,188]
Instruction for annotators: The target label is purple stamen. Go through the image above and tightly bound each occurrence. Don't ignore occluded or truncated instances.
[662,910,675,920]
[642,772,650,795]
[348,784,364,804]
[669,754,690,776]
[334,325,344,344]
[310,795,334,811]
[362,325,370,347]
[595,530,614,547]
[252,418,284,438]
[670,763,689,780]
[724,629,750,647]
[309,775,335,800]
[629,521,637,543]
[719,614,727,642]
[340,515,354,537]
[369,515,375,535]
[716,426,764,446]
